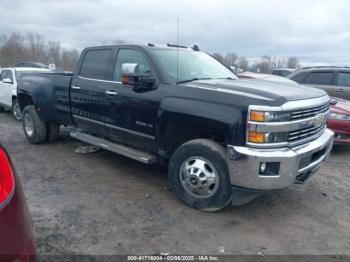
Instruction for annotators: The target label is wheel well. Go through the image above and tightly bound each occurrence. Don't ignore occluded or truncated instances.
[18,94,34,110]
[161,119,227,158]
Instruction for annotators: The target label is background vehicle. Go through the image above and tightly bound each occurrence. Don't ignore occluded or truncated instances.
[17,44,333,211]
[0,143,36,261]
[328,97,350,144]
[271,68,295,77]
[238,71,298,85]
[288,66,350,100]
[15,62,48,69]
[0,67,51,120]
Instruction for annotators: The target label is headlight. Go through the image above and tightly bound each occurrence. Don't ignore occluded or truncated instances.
[328,112,350,121]
[249,110,290,122]
[248,131,288,144]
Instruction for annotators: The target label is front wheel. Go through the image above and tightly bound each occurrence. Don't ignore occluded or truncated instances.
[168,139,232,212]
[12,99,22,121]
[22,105,47,144]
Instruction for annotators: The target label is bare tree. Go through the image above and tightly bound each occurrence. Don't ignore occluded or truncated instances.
[237,56,248,71]
[48,41,61,66]
[0,32,80,70]
[0,33,28,66]
[61,49,79,72]
[212,52,225,63]
[27,33,46,62]
[287,57,299,69]
[224,52,238,67]
[257,55,273,73]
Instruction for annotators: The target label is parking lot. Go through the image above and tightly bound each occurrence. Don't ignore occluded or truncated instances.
[0,111,349,255]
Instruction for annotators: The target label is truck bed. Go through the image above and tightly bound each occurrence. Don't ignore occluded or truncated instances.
[18,72,74,125]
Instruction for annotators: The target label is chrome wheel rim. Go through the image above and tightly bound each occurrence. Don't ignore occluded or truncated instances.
[179,156,219,198]
[24,114,34,137]
[13,102,22,120]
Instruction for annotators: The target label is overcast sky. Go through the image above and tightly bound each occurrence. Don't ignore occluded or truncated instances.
[1,0,349,65]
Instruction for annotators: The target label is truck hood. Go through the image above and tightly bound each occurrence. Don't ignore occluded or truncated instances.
[185,78,327,106]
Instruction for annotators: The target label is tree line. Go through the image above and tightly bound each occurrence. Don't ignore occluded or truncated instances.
[0,32,300,73]
[212,52,300,73]
[0,32,79,71]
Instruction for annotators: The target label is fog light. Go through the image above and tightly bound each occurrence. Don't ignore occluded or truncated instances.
[259,162,267,173]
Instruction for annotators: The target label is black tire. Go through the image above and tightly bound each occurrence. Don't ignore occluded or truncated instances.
[0,106,5,113]
[46,123,60,142]
[22,105,47,144]
[168,139,232,212]
[11,99,22,121]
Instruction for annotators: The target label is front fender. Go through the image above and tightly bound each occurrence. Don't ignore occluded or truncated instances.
[158,97,245,154]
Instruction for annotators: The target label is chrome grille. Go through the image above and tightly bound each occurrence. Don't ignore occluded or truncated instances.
[291,103,330,120]
[288,123,327,144]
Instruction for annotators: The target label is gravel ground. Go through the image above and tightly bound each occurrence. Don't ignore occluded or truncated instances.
[0,112,349,256]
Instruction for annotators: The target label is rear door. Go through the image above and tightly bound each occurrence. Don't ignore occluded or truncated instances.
[70,48,115,136]
[335,71,350,100]
[303,71,336,97]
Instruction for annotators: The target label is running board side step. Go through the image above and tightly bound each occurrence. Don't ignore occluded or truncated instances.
[70,131,157,164]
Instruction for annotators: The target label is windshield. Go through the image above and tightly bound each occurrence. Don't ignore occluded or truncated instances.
[150,49,238,83]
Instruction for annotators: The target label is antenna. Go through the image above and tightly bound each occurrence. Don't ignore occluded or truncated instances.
[176,13,179,85]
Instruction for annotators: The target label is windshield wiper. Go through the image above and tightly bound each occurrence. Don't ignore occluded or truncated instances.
[177,77,212,84]
[216,77,236,80]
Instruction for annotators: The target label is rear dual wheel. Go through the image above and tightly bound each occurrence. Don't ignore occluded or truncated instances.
[22,105,60,144]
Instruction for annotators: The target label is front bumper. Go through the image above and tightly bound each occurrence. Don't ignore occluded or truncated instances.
[227,129,334,190]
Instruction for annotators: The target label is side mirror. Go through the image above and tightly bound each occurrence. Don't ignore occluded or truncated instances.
[121,63,156,92]
[2,78,13,84]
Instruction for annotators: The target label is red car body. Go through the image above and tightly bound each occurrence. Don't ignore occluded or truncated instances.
[0,144,36,262]
[328,97,350,144]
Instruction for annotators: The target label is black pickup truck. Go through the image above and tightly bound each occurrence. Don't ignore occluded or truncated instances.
[17,44,334,211]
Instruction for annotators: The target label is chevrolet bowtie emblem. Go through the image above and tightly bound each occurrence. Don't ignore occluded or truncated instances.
[315,114,325,126]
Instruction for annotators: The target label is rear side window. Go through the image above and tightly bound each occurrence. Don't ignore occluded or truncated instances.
[305,71,334,85]
[290,71,308,83]
[80,49,112,80]
[337,72,350,87]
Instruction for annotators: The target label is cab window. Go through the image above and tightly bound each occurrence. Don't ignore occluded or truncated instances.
[80,49,113,80]
[305,71,334,85]
[0,70,13,82]
[113,49,151,81]
[337,72,350,87]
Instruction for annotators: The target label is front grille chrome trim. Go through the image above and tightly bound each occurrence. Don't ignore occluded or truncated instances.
[247,96,330,149]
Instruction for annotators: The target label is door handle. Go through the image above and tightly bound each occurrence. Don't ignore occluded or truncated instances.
[336,88,345,92]
[71,85,81,90]
[105,90,118,96]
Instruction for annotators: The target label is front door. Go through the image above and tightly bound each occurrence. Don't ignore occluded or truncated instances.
[0,69,15,108]
[104,48,160,153]
[70,48,115,136]
[335,71,350,100]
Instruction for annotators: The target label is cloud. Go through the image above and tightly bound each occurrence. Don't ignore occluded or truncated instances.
[0,0,349,65]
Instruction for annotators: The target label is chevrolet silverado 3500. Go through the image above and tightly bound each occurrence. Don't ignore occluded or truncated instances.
[17,44,334,211]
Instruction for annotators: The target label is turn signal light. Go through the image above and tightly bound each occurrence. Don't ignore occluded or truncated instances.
[0,147,14,204]
[248,131,265,143]
[250,111,265,122]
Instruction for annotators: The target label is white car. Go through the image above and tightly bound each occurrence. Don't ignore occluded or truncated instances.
[0,67,51,120]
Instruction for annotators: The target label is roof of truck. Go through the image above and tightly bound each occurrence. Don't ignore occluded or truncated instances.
[83,43,197,51]
[0,67,51,72]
